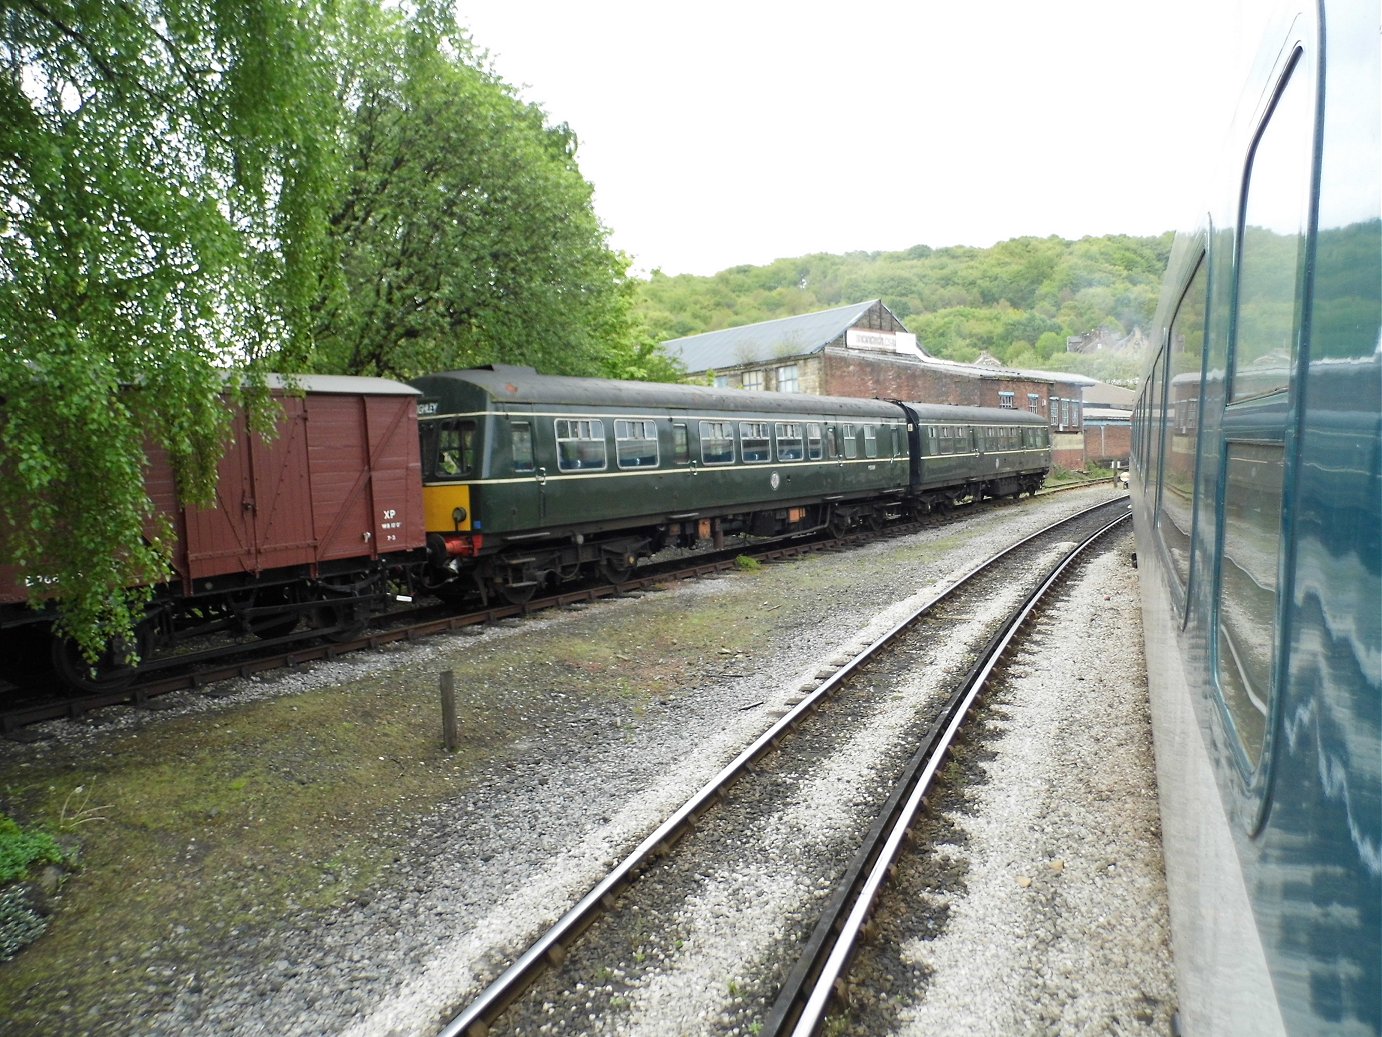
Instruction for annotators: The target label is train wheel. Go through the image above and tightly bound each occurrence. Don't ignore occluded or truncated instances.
[828,511,849,539]
[600,554,635,584]
[495,581,537,606]
[50,622,153,694]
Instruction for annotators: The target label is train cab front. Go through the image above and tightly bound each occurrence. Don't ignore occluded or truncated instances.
[419,411,485,577]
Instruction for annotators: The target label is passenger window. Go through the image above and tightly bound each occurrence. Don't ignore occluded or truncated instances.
[1217,441,1284,768]
[672,423,690,464]
[806,422,824,460]
[825,426,839,461]
[1159,256,1208,601]
[775,422,804,461]
[1231,51,1310,402]
[615,418,659,469]
[841,424,859,460]
[862,425,878,458]
[555,418,606,472]
[740,421,771,463]
[699,420,735,465]
[1213,49,1312,774]
[511,421,534,473]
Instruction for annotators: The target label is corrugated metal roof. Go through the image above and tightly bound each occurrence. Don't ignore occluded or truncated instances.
[661,300,880,372]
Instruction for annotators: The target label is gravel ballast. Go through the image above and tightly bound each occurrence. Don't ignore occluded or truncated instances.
[0,487,1173,1035]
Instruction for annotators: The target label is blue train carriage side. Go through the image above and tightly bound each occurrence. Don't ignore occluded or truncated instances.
[898,401,1050,509]
[1130,2,1380,1033]
[408,366,909,602]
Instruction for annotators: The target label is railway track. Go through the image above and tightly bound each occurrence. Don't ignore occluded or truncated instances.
[436,496,1130,1037]
[1,484,1105,738]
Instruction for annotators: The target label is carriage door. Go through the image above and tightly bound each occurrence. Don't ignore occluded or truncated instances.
[505,405,544,529]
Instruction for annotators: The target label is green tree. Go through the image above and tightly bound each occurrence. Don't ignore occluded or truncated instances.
[1,1,338,661]
[311,5,648,380]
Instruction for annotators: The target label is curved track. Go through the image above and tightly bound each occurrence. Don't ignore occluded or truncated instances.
[437,497,1129,1037]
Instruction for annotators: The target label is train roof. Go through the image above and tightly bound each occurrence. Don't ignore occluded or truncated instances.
[902,401,1049,426]
[264,374,421,396]
[411,366,904,418]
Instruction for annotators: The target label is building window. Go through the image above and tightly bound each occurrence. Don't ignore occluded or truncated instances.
[555,418,606,471]
[740,421,771,462]
[776,364,799,393]
[1028,393,1041,413]
[998,391,1015,409]
[614,418,659,468]
[742,370,764,392]
[713,374,730,388]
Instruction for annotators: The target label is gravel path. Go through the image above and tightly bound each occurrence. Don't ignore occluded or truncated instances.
[0,487,1173,1035]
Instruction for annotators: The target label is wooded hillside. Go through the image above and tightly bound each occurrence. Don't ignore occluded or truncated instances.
[637,234,1173,385]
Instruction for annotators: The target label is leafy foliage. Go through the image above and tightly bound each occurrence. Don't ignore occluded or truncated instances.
[0,813,62,886]
[309,4,668,382]
[1,1,339,660]
[637,234,1171,384]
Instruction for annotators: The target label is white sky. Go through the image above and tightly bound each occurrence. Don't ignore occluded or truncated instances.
[457,1,1253,277]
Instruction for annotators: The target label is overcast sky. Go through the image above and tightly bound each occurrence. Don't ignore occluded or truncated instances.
[457,1,1252,277]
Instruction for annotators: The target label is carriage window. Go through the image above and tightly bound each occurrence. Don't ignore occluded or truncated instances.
[841,424,859,459]
[825,426,839,460]
[806,422,824,460]
[775,422,804,461]
[1231,50,1309,402]
[1217,441,1284,768]
[863,425,878,458]
[431,420,476,479]
[555,418,606,472]
[1160,255,1208,602]
[511,421,534,473]
[699,420,735,465]
[672,422,690,464]
[740,422,771,463]
[615,419,658,469]
[1212,50,1310,773]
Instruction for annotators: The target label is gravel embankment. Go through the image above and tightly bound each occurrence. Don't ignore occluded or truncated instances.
[0,486,1172,1035]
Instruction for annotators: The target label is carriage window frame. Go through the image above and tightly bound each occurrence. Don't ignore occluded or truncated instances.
[740,421,771,463]
[1157,252,1209,614]
[511,421,535,473]
[1211,42,1313,788]
[614,418,659,469]
[699,420,735,465]
[554,417,607,472]
[806,422,824,460]
[841,423,859,459]
[427,419,477,480]
[775,422,804,461]
[862,425,878,458]
[671,422,691,465]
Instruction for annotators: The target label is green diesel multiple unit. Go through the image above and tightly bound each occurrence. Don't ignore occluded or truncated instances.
[410,366,1050,603]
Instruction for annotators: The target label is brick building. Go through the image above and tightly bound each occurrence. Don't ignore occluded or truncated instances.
[1082,382,1136,467]
[660,299,1092,468]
